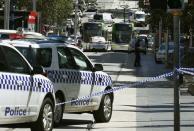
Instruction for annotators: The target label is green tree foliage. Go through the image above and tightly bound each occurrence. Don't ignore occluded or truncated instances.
[14,0,73,25]
[181,4,194,34]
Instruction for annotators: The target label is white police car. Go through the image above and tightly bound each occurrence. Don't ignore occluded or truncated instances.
[9,39,114,125]
[0,43,56,131]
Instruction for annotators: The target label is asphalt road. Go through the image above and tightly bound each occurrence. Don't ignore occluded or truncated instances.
[1,51,194,131]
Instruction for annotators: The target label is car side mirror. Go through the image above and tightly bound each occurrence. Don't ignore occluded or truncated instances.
[94,64,103,71]
[32,66,46,75]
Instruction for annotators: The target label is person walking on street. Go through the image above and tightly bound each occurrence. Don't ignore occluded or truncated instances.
[134,38,141,67]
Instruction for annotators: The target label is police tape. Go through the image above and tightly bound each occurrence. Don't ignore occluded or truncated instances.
[177,68,194,76]
[56,71,174,106]
[180,68,194,72]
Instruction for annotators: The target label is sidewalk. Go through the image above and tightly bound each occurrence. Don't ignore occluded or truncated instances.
[93,53,194,131]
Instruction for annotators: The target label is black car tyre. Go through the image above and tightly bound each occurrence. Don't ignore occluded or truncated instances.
[31,98,54,131]
[54,96,64,127]
[93,93,113,123]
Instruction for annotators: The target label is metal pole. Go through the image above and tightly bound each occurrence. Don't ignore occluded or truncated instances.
[22,20,24,28]
[165,27,169,66]
[124,8,125,23]
[32,0,37,32]
[33,0,36,11]
[4,0,10,29]
[173,15,180,131]
[190,27,192,47]
[187,12,192,47]
[74,0,78,43]
[159,18,162,46]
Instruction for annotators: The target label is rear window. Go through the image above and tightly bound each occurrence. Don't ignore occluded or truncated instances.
[16,47,52,67]
[86,9,97,12]
[93,14,103,20]
[83,23,102,30]
[114,24,132,31]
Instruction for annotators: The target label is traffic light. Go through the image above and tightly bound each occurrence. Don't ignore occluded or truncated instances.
[167,0,182,9]
[150,0,167,10]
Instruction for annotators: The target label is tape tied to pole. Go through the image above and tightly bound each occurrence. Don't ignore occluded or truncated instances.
[56,68,194,106]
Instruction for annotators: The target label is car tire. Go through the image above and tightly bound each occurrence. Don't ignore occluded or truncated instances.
[54,96,64,127]
[31,98,54,131]
[93,93,113,123]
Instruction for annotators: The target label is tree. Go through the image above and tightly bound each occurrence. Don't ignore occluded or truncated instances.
[12,0,73,26]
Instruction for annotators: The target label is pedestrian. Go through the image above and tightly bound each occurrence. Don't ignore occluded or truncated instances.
[77,39,83,49]
[134,38,141,67]
[144,37,148,55]
[145,37,148,48]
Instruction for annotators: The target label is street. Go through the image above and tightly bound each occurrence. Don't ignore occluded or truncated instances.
[1,51,194,131]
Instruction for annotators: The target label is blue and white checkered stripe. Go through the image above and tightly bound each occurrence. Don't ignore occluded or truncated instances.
[46,70,112,87]
[33,77,53,93]
[0,74,53,93]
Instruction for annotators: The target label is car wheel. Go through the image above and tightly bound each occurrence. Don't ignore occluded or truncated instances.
[31,98,54,131]
[93,93,113,123]
[54,97,64,127]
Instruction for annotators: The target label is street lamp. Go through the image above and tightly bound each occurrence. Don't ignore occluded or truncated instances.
[120,5,128,23]
[188,12,192,47]
[74,0,78,43]
[4,0,10,29]
[33,0,37,11]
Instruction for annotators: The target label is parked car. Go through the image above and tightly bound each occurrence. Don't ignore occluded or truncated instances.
[155,42,184,64]
[130,36,147,54]
[147,36,154,48]
[9,39,114,125]
[86,36,111,51]
[0,42,55,131]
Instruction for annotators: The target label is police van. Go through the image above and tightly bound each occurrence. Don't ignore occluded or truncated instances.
[9,39,114,126]
[0,43,55,131]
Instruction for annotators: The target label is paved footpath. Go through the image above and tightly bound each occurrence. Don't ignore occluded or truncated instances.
[87,52,194,131]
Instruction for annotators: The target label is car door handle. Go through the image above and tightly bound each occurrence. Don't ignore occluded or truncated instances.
[38,82,42,88]
[98,77,102,83]
[81,76,86,80]
[17,81,23,86]
[62,75,68,79]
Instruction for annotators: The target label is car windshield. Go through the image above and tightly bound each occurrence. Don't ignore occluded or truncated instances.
[115,31,130,43]
[16,47,52,67]
[135,14,145,19]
